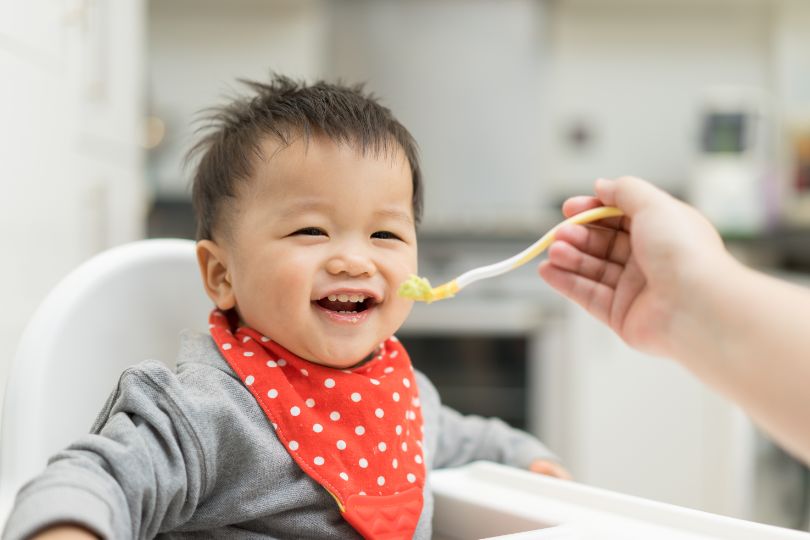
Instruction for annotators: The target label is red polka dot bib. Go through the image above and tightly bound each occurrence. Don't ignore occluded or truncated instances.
[209,310,426,539]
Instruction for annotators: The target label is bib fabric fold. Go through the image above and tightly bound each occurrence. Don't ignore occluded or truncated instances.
[209,310,426,539]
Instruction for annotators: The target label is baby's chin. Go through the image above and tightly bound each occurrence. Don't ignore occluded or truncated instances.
[309,349,377,370]
[299,342,382,370]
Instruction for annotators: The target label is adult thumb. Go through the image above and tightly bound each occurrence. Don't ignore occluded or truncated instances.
[595,176,672,217]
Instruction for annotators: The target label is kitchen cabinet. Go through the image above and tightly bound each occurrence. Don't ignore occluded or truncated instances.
[544,300,810,528]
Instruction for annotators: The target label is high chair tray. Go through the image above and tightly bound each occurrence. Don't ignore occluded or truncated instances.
[430,461,809,540]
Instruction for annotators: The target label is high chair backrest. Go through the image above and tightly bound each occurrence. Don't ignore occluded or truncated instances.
[0,238,212,526]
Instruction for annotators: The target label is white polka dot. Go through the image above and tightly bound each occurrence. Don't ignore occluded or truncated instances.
[261,336,271,342]
[266,360,277,367]
[242,336,251,343]
[359,491,366,496]
[407,473,416,483]
[392,458,398,469]
[267,389,278,398]
[209,323,215,329]
[314,456,325,465]
[290,406,301,416]
[245,375,255,386]
[272,422,277,430]
[391,336,399,342]
[313,423,323,433]
[330,411,341,421]
[415,454,423,464]
[340,472,349,481]
[412,397,420,407]
[351,392,362,402]
[378,442,387,452]
[243,351,254,357]
[408,410,416,420]
[222,343,232,350]
[402,378,411,388]
[395,425,403,435]
[289,440,299,451]
[377,476,385,486]
[337,440,347,450]
[305,398,315,408]
[278,359,287,366]
[392,392,400,402]
[401,442,408,452]
[384,367,394,374]
[355,425,365,436]
[370,379,380,386]
[359,458,368,468]
[390,350,399,358]
[375,408,384,418]
[324,378,335,388]
[300,368,309,376]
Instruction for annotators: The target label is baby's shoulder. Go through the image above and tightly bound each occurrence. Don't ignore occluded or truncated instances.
[411,368,441,408]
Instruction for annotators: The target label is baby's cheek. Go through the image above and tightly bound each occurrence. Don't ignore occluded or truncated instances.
[387,293,415,329]
[277,271,309,296]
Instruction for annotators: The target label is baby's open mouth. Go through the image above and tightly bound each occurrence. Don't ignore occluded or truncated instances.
[316,293,376,314]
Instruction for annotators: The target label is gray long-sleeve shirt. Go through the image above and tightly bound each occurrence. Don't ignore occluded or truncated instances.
[3,331,557,540]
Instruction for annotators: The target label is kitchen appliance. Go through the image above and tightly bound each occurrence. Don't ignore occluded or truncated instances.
[689,87,776,236]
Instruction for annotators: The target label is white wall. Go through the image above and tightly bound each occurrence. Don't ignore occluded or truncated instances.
[147,0,328,197]
[542,0,773,198]
[0,0,146,423]
[326,0,552,233]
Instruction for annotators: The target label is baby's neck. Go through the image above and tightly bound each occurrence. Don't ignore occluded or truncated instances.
[347,348,379,369]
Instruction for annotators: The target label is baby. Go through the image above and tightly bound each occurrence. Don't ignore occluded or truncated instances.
[4,75,567,540]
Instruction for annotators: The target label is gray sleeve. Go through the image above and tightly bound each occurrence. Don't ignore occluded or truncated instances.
[432,403,561,471]
[3,361,208,540]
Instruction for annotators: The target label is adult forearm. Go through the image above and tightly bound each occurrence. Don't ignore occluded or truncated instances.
[670,260,810,464]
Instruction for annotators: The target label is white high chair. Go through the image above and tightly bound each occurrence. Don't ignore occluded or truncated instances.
[0,239,807,539]
[0,239,212,527]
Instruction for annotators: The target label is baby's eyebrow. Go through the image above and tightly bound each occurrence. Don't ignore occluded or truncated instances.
[279,200,413,226]
[374,208,414,226]
[279,199,329,220]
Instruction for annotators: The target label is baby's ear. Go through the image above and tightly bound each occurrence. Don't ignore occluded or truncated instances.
[196,240,236,310]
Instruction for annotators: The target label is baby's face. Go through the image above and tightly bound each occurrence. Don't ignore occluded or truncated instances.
[216,135,417,368]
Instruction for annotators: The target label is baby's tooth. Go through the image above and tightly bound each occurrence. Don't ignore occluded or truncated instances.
[337,294,349,302]
[328,295,337,301]
[348,294,359,302]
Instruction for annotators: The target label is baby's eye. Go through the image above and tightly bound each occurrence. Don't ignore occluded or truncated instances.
[371,231,401,240]
[293,227,327,237]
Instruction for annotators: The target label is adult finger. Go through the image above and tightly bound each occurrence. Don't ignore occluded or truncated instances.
[538,260,615,326]
[595,176,673,217]
[546,241,625,289]
[561,196,603,218]
[561,194,624,230]
[553,224,632,266]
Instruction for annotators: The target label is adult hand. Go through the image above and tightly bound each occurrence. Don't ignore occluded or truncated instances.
[538,176,730,359]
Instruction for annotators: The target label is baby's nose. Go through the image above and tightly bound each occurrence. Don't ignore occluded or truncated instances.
[326,252,376,277]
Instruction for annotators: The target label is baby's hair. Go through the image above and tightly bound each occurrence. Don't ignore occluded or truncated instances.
[187,74,423,241]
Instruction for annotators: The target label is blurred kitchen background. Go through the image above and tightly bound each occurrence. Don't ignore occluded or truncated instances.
[3,0,810,531]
